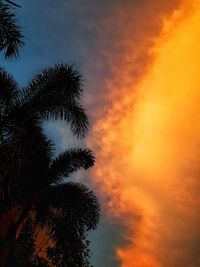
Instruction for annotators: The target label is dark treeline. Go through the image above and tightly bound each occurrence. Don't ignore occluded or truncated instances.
[0,1,100,266]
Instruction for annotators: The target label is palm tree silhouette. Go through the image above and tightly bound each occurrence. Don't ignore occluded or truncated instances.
[0,65,100,266]
[0,0,23,58]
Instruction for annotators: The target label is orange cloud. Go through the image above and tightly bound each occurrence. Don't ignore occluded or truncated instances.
[86,0,200,266]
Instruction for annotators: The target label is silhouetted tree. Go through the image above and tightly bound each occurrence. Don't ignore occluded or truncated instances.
[0,0,23,58]
[7,218,49,267]
[0,3,99,266]
[0,64,100,266]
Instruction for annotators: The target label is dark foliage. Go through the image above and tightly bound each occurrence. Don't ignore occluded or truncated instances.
[0,0,24,58]
[0,64,91,199]
[7,219,49,267]
[0,6,99,266]
[0,64,100,266]
[48,148,95,184]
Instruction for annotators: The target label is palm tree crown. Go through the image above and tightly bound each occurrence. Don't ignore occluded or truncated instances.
[0,64,100,266]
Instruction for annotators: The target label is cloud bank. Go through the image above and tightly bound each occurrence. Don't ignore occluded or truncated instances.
[85,0,200,266]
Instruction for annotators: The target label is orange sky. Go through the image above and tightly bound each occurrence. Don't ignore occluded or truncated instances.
[86,0,200,266]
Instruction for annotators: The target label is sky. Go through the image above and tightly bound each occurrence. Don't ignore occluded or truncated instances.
[2,0,200,266]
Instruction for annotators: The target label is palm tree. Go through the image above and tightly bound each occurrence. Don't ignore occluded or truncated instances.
[0,0,23,58]
[0,64,100,266]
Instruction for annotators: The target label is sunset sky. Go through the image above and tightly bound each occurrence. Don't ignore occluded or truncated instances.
[2,0,200,266]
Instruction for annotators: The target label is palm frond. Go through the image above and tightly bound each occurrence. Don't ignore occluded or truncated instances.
[21,64,89,137]
[48,148,95,184]
[13,137,53,194]
[0,1,24,58]
[37,183,100,234]
[0,68,19,107]
[5,1,21,8]
[39,101,89,138]
[0,68,19,144]
[23,64,83,102]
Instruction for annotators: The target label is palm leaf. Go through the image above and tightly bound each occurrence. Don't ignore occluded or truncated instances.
[0,68,20,144]
[38,101,89,138]
[37,183,100,234]
[0,1,24,58]
[0,68,19,107]
[21,64,89,137]
[5,1,21,8]
[48,148,95,184]
[23,64,83,101]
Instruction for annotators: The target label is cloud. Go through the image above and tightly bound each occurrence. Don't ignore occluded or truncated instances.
[84,0,200,266]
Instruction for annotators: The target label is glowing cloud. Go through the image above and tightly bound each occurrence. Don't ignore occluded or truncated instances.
[87,0,200,266]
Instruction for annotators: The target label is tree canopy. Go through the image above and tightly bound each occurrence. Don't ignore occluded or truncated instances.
[0,3,100,266]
